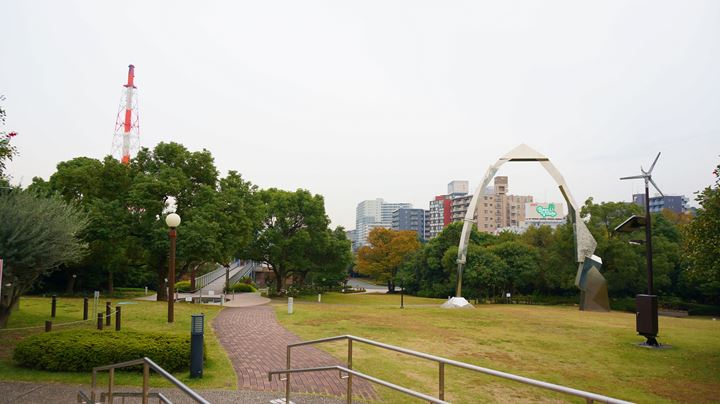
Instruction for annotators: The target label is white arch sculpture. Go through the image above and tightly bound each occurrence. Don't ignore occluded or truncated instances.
[443,144,610,311]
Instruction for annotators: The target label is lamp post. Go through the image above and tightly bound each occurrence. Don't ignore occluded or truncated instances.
[165,213,181,323]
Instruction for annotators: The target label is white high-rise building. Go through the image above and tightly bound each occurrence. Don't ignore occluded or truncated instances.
[355,199,412,247]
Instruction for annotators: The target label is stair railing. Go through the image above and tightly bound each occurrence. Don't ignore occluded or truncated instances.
[77,357,209,404]
[269,335,634,404]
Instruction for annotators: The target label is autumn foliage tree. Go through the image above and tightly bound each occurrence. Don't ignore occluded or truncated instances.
[357,228,421,292]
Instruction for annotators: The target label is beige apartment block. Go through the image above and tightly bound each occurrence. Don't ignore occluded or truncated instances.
[473,176,533,233]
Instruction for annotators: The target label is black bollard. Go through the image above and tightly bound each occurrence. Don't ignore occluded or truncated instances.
[97,313,103,330]
[115,306,121,331]
[45,320,52,332]
[105,302,111,326]
[190,314,204,378]
[51,295,57,318]
[83,297,88,320]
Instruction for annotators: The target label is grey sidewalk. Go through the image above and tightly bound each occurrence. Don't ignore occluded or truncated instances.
[0,381,350,404]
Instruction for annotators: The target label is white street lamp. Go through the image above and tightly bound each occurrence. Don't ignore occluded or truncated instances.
[165,213,181,323]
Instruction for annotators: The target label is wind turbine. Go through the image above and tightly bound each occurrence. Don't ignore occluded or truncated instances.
[620,152,664,198]
[620,152,663,347]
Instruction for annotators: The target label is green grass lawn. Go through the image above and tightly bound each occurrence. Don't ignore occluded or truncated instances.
[0,296,236,390]
[275,293,720,403]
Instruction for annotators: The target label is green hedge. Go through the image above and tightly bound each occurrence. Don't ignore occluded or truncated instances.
[229,283,256,293]
[175,280,192,292]
[14,330,191,372]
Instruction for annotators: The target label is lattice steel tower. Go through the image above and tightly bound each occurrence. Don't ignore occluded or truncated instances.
[112,64,139,164]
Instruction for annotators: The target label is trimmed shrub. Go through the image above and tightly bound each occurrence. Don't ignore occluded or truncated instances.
[229,283,256,293]
[14,330,191,372]
[175,280,192,292]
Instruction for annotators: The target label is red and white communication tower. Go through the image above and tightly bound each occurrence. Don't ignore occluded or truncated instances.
[112,64,140,164]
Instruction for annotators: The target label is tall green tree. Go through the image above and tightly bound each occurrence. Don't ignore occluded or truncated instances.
[246,188,330,291]
[301,227,354,287]
[683,162,720,303]
[0,191,88,327]
[31,156,141,294]
[129,142,219,299]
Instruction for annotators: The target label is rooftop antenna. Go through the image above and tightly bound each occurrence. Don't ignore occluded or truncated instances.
[619,152,663,347]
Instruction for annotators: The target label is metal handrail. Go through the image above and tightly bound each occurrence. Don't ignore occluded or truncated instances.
[86,357,209,404]
[269,365,448,404]
[195,262,239,290]
[271,335,634,404]
[228,261,257,286]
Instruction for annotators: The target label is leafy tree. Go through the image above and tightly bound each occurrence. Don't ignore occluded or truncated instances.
[129,142,219,299]
[398,222,485,297]
[683,161,720,303]
[442,245,509,300]
[488,241,540,294]
[0,95,18,186]
[357,227,421,292]
[581,197,642,239]
[0,191,88,327]
[37,156,140,294]
[246,188,330,291]
[302,227,354,287]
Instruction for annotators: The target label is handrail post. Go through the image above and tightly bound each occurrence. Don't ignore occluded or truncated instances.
[285,345,291,404]
[91,369,97,403]
[108,368,114,403]
[347,338,353,404]
[439,362,445,401]
[143,361,150,404]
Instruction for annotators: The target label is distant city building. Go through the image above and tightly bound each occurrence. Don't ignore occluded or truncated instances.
[425,180,471,239]
[451,194,473,223]
[632,194,689,214]
[346,229,357,250]
[391,208,426,241]
[355,198,412,247]
[475,176,533,233]
[424,209,431,241]
[428,195,453,238]
[447,180,469,197]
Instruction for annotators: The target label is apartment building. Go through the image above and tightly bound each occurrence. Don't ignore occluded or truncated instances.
[355,198,413,247]
[475,176,533,233]
[632,194,689,213]
[391,208,426,241]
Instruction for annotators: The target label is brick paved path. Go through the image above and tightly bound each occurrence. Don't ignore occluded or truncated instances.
[213,306,377,401]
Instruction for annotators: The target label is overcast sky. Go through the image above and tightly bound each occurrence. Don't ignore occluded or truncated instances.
[2,1,718,229]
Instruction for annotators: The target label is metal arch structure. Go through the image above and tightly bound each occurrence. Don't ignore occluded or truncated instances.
[445,144,610,311]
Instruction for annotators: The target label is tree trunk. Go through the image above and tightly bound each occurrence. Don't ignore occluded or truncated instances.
[190,264,197,290]
[107,270,114,296]
[273,266,286,292]
[0,286,20,328]
[157,262,167,301]
[387,280,396,293]
[65,273,76,295]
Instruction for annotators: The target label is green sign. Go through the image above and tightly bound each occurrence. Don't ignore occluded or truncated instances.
[536,203,557,218]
